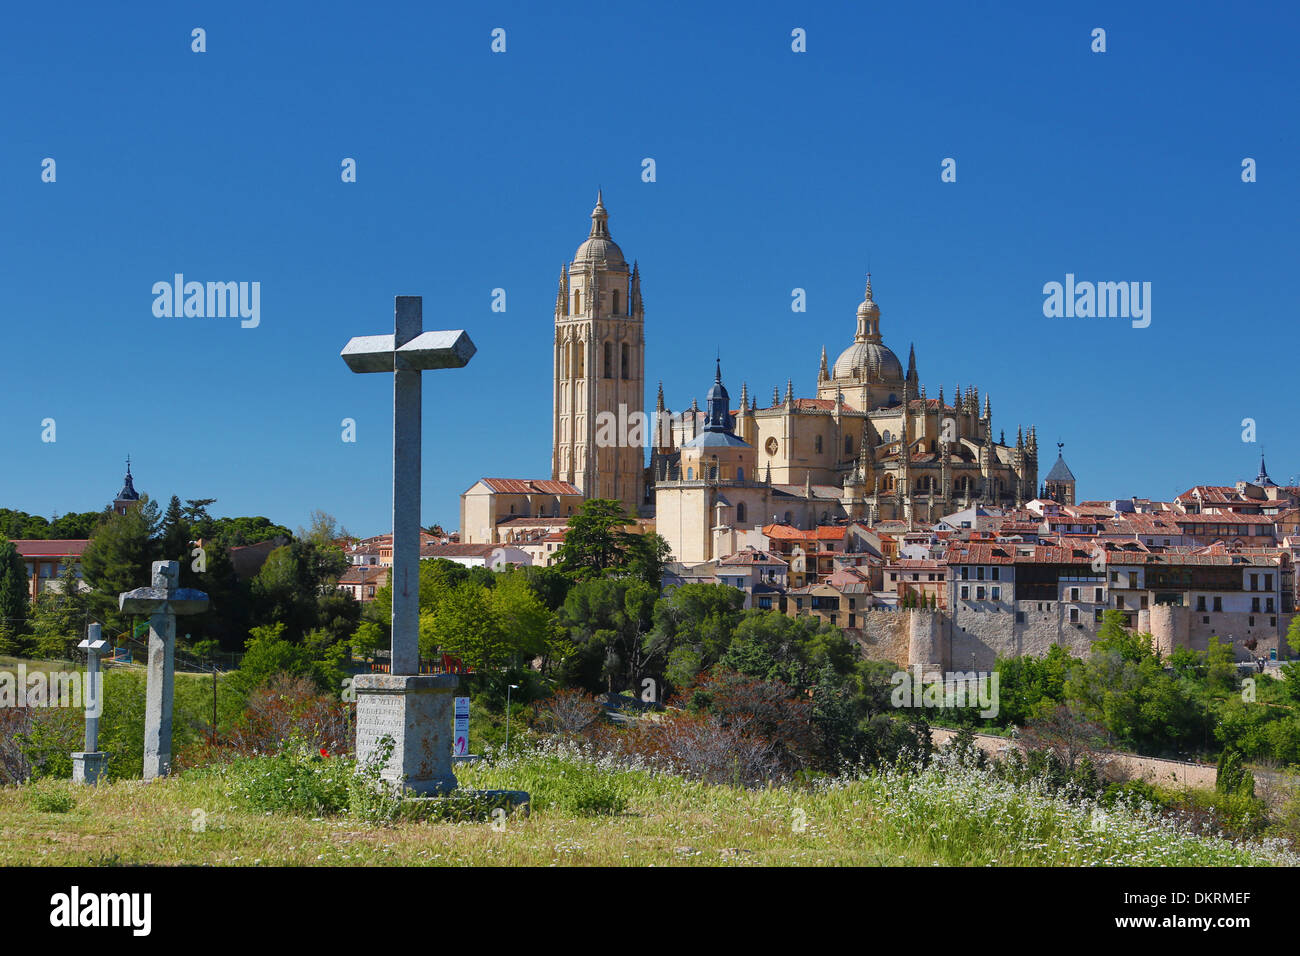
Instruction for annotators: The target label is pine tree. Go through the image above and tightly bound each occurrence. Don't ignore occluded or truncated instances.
[159,495,190,565]
[0,539,30,652]
[81,497,159,632]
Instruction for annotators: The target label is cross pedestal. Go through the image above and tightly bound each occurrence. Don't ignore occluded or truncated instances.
[72,623,109,785]
[119,561,209,780]
[342,295,475,794]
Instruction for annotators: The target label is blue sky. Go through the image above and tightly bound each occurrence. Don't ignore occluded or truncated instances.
[2,2,1297,535]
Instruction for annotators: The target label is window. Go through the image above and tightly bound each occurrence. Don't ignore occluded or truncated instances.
[1203,616,1210,624]
[621,343,629,379]
[737,467,744,481]
[845,435,854,454]
[1197,596,1206,611]
[976,586,986,600]
[815,435,823,454]
[573,289,581,313]
[686,468,694,480]
[612,289,619,314]
[991,586,1001,601]
[1251,597,1260,612]
[1070,608,1079,624]
[1250,573,1258,591]
[736,502,746,523]
[1095,587,1103,602]
[1265,574,1274,590]
[960,586,969,600]
[1016,611,1026,623]
[603,342,613,378]
[991,567,1000,581]
[977,567,985,581]
[960,567,969,580]
[1267,598,1275,612]
[1070,587,1079,602]
[1116,596,1125,609]
[1213,596,1222,612]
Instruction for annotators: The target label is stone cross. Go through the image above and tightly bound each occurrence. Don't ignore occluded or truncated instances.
[119,561,208,780]
[341,295,475,794]
[71,623,109,785]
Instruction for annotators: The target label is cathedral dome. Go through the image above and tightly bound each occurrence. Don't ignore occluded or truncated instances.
[573,190,626,267]
[832,341,904,382]
[832,274,903,384]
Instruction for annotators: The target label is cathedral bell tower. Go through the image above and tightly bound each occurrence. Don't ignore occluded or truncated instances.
[552,192,646,514]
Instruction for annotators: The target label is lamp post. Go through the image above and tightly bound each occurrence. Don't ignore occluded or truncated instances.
[504,683,520,754]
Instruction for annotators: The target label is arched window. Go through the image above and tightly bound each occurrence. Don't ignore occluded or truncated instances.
[883,430,891,443]
[612,289,620,314]
[784,511,792,523]
[737,467,744,481]
[573,289,581,313]
[845,435,854,454]
[621,343,629,379]
[737,502,747,523]
[815,435,823,454]
[603,342,613,379]
[687,467,694,480]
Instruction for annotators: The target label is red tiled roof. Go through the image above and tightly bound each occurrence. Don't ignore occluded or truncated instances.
[480,478,582,495]
[10,540,90,557]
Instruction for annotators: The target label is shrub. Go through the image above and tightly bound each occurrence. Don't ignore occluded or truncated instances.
[179,673,352,767]
[537,688,604,736]
[26,783,76,814]
[563,777,628,816]
[225,736,353,816]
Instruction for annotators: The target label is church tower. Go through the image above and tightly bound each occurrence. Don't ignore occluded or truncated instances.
[552,192,646,514]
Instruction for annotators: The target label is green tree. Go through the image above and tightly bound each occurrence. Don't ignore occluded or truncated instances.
[158,495,191,565]
[181,498,219,540]
[80,496,159,632]
[1204,636,1239,695]
[647,583,746,683]
[424,582,511,670]
[557,577,658,693]
[0,539,30,653]
[1216,746,1255,798]
[47,511,105,539]
[27,562,91,658]
[554,499,668,587]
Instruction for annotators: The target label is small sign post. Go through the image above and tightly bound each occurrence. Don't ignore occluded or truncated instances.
[453,697,470,756]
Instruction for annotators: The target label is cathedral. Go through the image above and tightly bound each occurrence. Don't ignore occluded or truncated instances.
[650,277,1041,562]
[464,193,1041,561]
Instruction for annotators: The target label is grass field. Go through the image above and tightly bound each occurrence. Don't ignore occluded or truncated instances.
[1,745,1295,867]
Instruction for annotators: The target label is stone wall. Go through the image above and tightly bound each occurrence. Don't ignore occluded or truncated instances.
[929,728,1218,789]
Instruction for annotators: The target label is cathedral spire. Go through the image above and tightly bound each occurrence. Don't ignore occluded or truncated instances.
[589,189,610,238]
[819,345,829,381]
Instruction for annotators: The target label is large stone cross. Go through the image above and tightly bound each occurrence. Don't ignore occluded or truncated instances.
[119,560,208,780]
[341,295,475,794]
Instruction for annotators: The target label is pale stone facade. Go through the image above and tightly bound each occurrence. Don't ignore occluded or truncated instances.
[653,277,1040,556]
[552,192,646,515]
